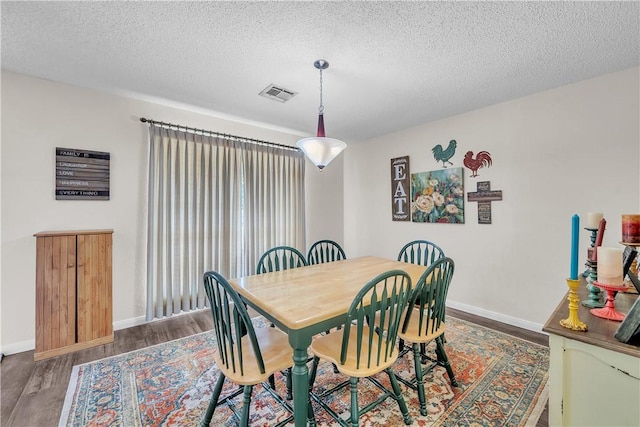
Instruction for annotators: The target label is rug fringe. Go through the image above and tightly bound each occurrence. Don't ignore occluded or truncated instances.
[58,365,81,427]
[525,380,549,427]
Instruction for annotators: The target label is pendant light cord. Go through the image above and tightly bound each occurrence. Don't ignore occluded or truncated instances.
[318,67,324,115]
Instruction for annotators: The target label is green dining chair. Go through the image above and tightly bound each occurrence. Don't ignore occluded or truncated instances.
[306,239,347,374]
[307,239,347,265]
[201,271,294,427]
[397,239,446,361]
[256,245,308,274]
[307,270,414,427]
[256,245,307,399]
[397,257,458,416]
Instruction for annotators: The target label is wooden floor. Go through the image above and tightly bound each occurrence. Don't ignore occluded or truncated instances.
[1,307,549,427]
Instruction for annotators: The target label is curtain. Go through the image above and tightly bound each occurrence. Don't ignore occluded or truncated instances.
[146,125,305,320]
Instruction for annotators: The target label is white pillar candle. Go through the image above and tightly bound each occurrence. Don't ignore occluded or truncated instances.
[597,246,624,285]
[586,212,604,229]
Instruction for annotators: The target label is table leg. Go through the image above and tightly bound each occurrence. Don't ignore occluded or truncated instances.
[290,335,312,427]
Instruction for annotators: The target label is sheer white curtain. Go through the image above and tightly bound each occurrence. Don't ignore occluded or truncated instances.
[146,125,305,320]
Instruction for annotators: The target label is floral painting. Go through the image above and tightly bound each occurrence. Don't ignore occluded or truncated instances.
[411,167,465,223]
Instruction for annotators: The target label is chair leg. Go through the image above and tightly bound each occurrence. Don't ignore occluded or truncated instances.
[386,368,412,425]
[435,336,458,387]
[309,356,320,388]
[269,374,276,391]
[307,357,320,427]
[286,367,293,400]
[420,342,428,364]
[201,374,226,427]
[349,377,359,427]
[240,385,253,427]
[412,343,427,416]
[398,338,405,353]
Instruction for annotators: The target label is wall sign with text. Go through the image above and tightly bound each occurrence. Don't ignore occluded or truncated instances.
[56,147,110,200]
[467,181,503,224]
[391,156,410,221]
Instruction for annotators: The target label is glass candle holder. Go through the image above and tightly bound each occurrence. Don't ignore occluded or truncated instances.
[622,214,640,244]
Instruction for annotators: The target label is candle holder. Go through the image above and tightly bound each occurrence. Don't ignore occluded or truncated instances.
[581,259,604,308]
[590,281,628,321]
[582,227,598,277]
[559,278,588,331]
[621,242,640,292]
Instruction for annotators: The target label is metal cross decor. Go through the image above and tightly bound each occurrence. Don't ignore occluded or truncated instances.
[467,181,503,224]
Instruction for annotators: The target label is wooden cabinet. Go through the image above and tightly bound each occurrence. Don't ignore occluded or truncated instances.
[543,283,640,426]
[34,229,113,361]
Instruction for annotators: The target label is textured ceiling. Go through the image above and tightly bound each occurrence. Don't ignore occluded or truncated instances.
[2,1,639,143]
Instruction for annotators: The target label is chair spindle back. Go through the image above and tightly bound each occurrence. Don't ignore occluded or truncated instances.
[340,270,413,369]
[203,271,265,376]
[397,240,445,267]
[256,246,308,274]
[403,257,455,338]
[307,239,347,265]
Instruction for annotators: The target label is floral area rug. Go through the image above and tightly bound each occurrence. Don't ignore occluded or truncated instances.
[59,316,548,426]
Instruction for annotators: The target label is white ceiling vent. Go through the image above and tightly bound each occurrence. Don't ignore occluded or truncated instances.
[259,84,297,103]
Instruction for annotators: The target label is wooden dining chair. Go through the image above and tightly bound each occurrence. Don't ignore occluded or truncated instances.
[306,239,347,265]
[397,257,458,416]
[256,245,308,274]
[307,270,414,427]
[305,240,347,374]
[256,245,307,398]
[397,239,446,361]
[201,271,294,427]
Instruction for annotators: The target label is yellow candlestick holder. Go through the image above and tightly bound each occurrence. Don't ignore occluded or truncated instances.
[559,278,588,331]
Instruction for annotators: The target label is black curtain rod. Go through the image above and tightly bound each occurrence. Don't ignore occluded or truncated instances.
[139,117,299,152]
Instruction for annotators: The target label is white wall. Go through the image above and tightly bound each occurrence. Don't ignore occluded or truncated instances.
[0,71,344,353]
[305,155,344,246]
[344,67,640,330]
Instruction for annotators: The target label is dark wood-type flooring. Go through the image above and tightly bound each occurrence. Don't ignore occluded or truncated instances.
[1,307,549,427]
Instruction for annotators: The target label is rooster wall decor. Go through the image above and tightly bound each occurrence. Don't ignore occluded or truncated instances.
[463,150,493,177]
[432,139,457,167]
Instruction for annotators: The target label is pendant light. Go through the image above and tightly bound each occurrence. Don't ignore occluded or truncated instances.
[296,60,347,170]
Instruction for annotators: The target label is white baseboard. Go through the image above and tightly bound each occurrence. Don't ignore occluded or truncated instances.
[447,299,546,335]
[0,339,36,356]
[113,315,147,330]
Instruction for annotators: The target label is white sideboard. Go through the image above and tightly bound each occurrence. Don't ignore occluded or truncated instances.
[543,285,640,426]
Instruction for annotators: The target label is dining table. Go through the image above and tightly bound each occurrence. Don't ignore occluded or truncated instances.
[228,255,427,427]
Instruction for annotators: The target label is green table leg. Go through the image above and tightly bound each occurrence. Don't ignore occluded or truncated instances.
[291,335,312,427]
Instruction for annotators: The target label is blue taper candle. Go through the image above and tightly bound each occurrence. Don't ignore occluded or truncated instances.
[570,214,579,280]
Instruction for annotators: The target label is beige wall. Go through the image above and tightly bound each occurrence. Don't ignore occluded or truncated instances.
[344,67,640,330]
[0,71,344,353]
[2,68,638,353]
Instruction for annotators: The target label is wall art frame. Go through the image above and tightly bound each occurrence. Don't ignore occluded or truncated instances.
[391,156,411,221]
[411,167,464,224]
[55,147,110,200]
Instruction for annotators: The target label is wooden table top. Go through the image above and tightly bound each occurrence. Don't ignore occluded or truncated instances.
[229,256,427,331]
[543,279,640,358]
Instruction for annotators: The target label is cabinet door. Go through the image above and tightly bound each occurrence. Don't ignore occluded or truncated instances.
[549,334,640,426]
[76,233,113,343]
[35,235,76,353]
